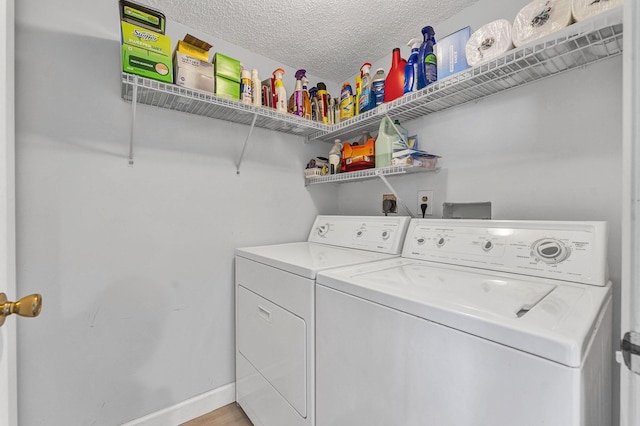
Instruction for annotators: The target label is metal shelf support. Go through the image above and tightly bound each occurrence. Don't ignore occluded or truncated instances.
[378,173,415,217]
[129,82,137,165]
[236,113,258,174]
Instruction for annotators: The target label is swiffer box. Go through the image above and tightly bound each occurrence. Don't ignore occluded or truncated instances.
[436,26,471,79]
[119,0,166,34]
[121,20,173,83]
[213,52,241,100]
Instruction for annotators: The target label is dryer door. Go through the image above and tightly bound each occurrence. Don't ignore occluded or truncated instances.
[237,286,307,417]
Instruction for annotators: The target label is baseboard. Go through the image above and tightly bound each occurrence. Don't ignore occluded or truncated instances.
[121,382,236,426]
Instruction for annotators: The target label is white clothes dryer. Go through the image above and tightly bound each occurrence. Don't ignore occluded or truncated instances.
[316,219,612,426]
[235,215,410,426]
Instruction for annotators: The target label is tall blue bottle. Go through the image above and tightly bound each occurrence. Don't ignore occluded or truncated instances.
[404,38,421,94]
[417,26,437,90]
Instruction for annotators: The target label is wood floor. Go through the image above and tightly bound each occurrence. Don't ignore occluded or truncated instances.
[181,402,253,426]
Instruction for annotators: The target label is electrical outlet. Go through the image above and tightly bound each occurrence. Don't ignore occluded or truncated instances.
[417,190,434,217]
[383,194,397,214]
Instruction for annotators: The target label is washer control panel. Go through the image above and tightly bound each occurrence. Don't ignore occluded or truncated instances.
[403,220,608,286]
[308,216,411,255]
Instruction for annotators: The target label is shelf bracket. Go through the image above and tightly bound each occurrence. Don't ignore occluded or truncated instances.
[128,82,137,166]
[377,173,415,217]
[385,113,409,146]
[236,113,258,174]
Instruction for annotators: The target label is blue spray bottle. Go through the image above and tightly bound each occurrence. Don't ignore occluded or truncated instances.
[417,26,437,90]
[404,38,421,94]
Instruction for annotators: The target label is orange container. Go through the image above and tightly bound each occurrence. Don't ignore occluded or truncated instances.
[341,139,375,172]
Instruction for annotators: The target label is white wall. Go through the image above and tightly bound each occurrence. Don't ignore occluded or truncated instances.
[14,1,337,425]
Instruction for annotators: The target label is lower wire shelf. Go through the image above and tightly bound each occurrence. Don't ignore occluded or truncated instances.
[304,165,438,185]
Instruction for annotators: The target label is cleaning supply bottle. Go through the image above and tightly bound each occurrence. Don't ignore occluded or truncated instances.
[375,116,396,168]
[404,38,421,94]
[358,63,373,113]
[317,82,329,123]
[251,69,261,106]
[240,69,253,105]
[417,26,437,89]
[384,48,406,102]
[329,139,343,174]
[301,74,312,120]
[372,68,386,107]
[340,82,355,120]
[288,69,305,117]
[309,86,319,122]
[355,73,362,116]
[272,68,287,113]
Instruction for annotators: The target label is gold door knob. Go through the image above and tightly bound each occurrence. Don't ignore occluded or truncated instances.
[0,292,42,327]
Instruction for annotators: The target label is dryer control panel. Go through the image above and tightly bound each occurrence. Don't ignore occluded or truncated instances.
[402,219,608,286]
[308,216,411,255]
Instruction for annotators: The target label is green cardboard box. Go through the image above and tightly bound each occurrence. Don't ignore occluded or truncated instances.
[213,53,241,83]
[121,20,173,83]
[215,75,240,100]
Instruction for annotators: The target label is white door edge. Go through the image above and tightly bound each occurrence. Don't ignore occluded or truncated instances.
[0,0,17,425]
[621,1,640,425]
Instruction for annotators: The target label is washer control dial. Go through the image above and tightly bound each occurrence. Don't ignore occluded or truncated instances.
[317,224,329,237]
[531,238,571,264]
[381,230,391,240]
[482,240,493,252]
[436,237,446,248]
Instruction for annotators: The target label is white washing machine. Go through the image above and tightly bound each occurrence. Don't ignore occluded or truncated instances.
[235,215,411,426]
[316,219,612,426]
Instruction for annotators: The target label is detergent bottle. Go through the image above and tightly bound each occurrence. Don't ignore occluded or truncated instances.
[393,119,409,149]
[404,38,421,94]
[300,73,312,120]
[317,82,329,123]
[417,26,437,89]
[329,139,342,174]
[375,116,396,168]
[288,69,305,117]
[384,48,406,102]
[251,69,261,106]
[355,73,362,115]
[273,68,287,113]
[358,63,374,113]
[372,68,386,107]
[340,82,355,120]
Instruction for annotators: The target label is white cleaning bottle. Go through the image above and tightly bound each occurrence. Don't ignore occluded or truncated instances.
[328,139,342,174]
[273,68,287,113]
[251,69,261,106]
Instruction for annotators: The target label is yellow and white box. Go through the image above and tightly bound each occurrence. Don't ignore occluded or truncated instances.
[173,51,215,93]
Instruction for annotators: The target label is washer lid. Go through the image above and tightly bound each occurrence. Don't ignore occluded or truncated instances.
[235,242,399,279]
[316,258,611,367]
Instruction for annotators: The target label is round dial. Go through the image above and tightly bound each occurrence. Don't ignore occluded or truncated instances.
[317,224,329,237]
[355,228,366,238]
[436,237,446,248]
[531,238,571,264]
[416,236,426,245]
[381,230,391,240]
[482,240,493,252]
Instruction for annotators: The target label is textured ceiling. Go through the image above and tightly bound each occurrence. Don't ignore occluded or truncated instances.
[141,0,478,82]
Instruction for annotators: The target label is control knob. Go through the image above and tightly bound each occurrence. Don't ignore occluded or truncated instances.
[317,224,329,237]
[531,238,571,264]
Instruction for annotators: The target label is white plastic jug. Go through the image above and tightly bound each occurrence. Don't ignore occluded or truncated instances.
[375,116,396,168]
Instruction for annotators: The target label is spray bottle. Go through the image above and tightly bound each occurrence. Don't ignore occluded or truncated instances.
[288,69,306,117]
[355,73,362,115]
[358,63,373,113]
[317,82,329,123]
[340,82,355,120]
[251,69,261,106]
[300,73,311,120]
[417,26,437,90]
[272,68,287,113]
[404,38,421,94]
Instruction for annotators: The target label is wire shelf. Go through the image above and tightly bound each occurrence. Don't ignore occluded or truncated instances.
[305,165,438,185]
[308,6,623,143]
[120,7,622,145]
[121,73,332,138]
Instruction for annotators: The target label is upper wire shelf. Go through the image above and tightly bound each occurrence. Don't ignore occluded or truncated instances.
[121,7,622,144]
